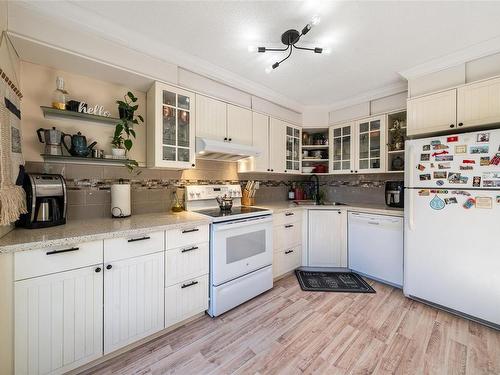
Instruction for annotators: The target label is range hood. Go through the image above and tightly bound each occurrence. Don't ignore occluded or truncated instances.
[196,137,261,161]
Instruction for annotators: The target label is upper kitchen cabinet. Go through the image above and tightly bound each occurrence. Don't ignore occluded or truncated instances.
[457,76,500,128]
[285,123,301,173]
[238,112,270,173]
[196,95,253,145]
[195,94,227,141]
[407,89,457,136]
[147,82,196,169]
[330,122,355,174]
[227,104,253,145]
[269,118,286,173]
[355,115,386,173]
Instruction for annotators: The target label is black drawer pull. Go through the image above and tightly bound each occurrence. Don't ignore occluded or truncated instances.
[181,246,199,253]
[285,250,294,254]
[285,224,294,228]
[127,236,151,243]
[285,212,294,216]
[182,228,199,234]
[181,281,199,289]
[46,247,79,255]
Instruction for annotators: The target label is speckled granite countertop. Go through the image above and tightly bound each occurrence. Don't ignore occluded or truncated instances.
[257,201,404,217]
[0,212,211,253]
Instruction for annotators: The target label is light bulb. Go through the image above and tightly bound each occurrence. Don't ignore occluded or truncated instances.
[248,45,257,53]
[311,15,321,26]
[265,66,273,74]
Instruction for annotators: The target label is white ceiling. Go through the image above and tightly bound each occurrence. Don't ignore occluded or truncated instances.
[20,1,500,107]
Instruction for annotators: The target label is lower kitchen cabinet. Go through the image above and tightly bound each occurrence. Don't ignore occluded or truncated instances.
[274,245,302,277]
[15,266,103,375]
[307,210,347,267]
[165,274,208,327]
[273,210,303,278]
[104,251,165,354]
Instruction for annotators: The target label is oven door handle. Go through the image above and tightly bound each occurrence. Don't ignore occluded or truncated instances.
[212,216,273,231]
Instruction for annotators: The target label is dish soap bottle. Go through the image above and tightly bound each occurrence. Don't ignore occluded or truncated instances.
[52,76,69,110]
[288,183,295,200]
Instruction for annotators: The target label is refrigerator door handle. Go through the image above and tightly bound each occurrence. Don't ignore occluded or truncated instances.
[405,143,414,188]
[408,189,415,231]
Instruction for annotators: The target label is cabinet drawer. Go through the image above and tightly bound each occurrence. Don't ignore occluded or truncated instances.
[166,242,209,286]
[165,274,208,327]
[273,210,301,226]
[104,230,164,262]
[274,245,301,277]
[15,240,103,281]
[166,224,209,250]
[274,221,302,250]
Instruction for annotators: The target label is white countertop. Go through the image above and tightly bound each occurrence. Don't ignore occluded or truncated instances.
[256,201,404,217]
[0,212,211,253]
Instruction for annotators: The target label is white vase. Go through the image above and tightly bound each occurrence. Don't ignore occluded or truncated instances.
[111,148,126,157]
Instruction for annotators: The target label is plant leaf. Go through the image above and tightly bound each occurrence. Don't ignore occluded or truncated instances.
[124,139,133,151]
[131,105,138,111]
[137,115,144,122]
[114,124,123,138]
[129,129,136,138]
[127,92,137,102]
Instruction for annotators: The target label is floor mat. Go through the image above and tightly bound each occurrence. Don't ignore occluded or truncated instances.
[295,270,376,293]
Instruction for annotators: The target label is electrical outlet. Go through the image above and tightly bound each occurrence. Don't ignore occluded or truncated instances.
[254,181,260,189]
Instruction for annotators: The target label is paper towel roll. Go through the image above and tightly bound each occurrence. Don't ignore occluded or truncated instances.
[111,183,131,217]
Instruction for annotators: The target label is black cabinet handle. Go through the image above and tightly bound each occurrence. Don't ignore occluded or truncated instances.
[450,124,455,128]
[191,164,196,168]
[458,122,463,127]
[224,137,228,141]
[271,169,274,172]
[46,247,79,255]
[182,228,199,234]
[285,224,294,228]
[181,281,199,289]
[106,264,112,270]
[228,138,232,142]
[95,267,102,273]
[285,250,294,254]
[354,170,358,173]
[181,246,199,253]
[127,236,151,243]
[350,170,353,173]
[285,212,294,216]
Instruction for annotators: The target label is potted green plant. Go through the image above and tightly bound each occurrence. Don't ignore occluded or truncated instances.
[112,91,144,172]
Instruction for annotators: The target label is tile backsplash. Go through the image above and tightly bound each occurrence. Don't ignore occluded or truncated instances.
[24,160,402,220]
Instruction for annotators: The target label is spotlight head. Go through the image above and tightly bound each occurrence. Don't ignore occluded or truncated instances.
[314,47,323,54]
[258,46,266,53]
[272,62,280,70]
[301,23,312,35]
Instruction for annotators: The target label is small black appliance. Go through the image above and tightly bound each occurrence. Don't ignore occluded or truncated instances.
[385,180,404,208]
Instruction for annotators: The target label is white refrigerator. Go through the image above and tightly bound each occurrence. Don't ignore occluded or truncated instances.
[404,128,500,328]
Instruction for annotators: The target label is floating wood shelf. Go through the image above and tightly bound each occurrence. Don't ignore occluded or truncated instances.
[41,106,120,126]
[41,154,135,166]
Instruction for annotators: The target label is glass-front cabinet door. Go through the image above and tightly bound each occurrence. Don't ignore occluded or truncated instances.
[147,82,196,169]
[355,115,386,173]
[329,123,354,174]
[285,125,301,173]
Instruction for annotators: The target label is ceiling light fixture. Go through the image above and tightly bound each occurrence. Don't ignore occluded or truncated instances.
[249,16,326,72]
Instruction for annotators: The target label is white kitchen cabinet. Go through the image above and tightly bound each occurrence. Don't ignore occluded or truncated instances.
[227,104,253,145]
[457,76,500,128]
[269,118,286,173]
[355,115,386,173]
[166,242,209,286]
[15,266,103,375]
[238,112,270,172]
[348,212,403,287]
[273,210,302,278]
[104,251,165,354]
[329,122,355,174]
[147,82,196,169]
[285,123,301,173]
[307,210,347,267]
[165,274,208,327]
[195,94,227,141]
[407,89,457,136]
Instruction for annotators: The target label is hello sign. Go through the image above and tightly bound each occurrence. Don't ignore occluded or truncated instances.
[78,102,111,117]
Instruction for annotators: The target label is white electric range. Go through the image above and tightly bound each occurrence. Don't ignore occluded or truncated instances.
[185,185,273,317]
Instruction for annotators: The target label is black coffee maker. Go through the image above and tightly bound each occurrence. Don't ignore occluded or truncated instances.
[385,180,404,208]
[16,173,67,229]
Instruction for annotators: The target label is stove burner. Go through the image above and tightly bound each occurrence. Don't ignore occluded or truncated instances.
[193,206,269,218]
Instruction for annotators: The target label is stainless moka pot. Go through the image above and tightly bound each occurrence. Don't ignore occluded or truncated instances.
[37,126,70,156]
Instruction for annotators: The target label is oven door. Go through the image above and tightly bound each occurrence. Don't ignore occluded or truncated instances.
[211,215,273,286]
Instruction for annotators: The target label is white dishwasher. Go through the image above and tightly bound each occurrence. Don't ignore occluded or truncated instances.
[348,212,403,287]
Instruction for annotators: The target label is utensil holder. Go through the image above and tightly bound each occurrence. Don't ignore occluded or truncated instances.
[242,191,255,206]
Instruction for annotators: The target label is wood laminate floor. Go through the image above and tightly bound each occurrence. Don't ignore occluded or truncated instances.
[81,274,500,375]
